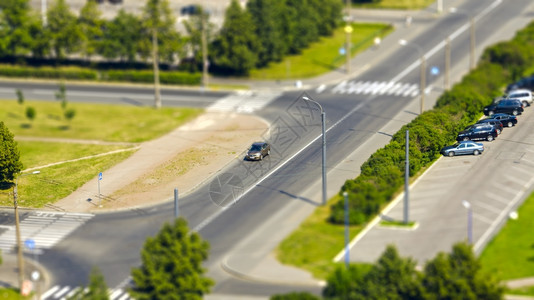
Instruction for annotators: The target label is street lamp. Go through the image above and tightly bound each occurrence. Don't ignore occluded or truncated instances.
[343,191,349,268]
[399,39,426,114]
[462,200,473,244]
[302,96,326,206]
[344,0,352,75]
[13,170,40,293]
[450,7,476,70]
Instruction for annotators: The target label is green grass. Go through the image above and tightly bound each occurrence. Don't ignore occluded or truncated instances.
[507,286,534,297]
[0,288,30,299]
[250,23,392,80]
[479,192,534,281]
[1,100,203,142]
[1,150,136,208]
[379,220,417,227]
[17,141,132,169]
[276,195,364,279]
[352,0,434,10]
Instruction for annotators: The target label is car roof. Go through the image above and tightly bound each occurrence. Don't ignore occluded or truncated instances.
[252,142,267,146]
[508,88,531,94]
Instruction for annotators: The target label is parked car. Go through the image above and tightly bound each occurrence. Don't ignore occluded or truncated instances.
[245,142,271,161]
[507,89,533,107]
[475,118,503,134]
[483,99,524,116]
[491,113,518,127]
[506,75,534,93]
[456,124,498,142]
[441,141,484,157]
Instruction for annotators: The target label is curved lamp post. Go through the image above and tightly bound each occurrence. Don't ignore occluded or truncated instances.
[399,39,426,114]
[462,200,473,244]
[450,7,476,70]
[302,96,326,206]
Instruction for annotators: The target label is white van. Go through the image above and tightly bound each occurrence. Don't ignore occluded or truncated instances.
[507,89,533,107]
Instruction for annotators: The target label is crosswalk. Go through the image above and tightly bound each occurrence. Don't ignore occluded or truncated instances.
[329,80,424,97]
[0,211,94,253]
[42,285,132,300]
[207,90,281,113]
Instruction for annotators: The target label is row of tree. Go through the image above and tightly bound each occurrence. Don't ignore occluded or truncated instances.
[0,0,344,76]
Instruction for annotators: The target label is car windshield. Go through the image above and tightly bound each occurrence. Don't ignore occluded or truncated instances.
[249,144,262,151]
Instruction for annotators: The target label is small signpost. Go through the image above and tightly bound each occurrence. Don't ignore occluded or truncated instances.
[98,172,103,200]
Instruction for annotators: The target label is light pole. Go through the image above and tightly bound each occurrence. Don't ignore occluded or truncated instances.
[399,39,426,114]
[302,96,326,206]
[343,191,350,268]
[41,0,47,26]
[450,7,476,70]
[445,36,451,90]
[344,0,352,75]
[201,6,209,89]
[462,200,473,244]
[13,170,40,293]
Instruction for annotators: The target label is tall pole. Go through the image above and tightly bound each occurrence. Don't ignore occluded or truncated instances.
[343,192,350,268]
[13,185,24,292]
[174,188,179,218]
[41,0,47,26]
[303,96,326,206]
[420,55,426,114]
[404,130,409,224]
[445,36,451,90]
[462,200,472,244]
[345,0,351,75]
[321,111,326,206]
[201,9,209,89]
[469,17,475,70]
[152,29,161,109]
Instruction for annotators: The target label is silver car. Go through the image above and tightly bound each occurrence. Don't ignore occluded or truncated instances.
[441,141,484,157]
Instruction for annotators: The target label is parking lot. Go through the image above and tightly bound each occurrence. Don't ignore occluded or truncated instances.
[347,106,534,265]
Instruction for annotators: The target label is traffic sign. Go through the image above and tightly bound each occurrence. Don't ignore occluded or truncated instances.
[431,66,440,75]
[25,239,35,250]
[98,172,103,180]
[339,47,346,55]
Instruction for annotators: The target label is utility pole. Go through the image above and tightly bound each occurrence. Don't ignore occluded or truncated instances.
[345,0,352,75]
[152,28,161,109]
[201,10,209,89]
[13,185,24,292]
[470,17,475,70]
[445,36,450,90]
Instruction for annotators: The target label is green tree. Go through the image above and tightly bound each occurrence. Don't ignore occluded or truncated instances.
[0,0,33,56]
[47,0,83,59]
[422,243,504,300]
[130,218,214,300]
[78,0,104,60]
[16,89,24,105]
[182,6,215,71]
[0,121,23,185]
[271,292,321,300]
[98,10,142,62]
[246,0,287,67]
[67,267,109,300]
[211,0,259,76]
[26,106,36,124]
[64,108,76,124]
[140,0,178,61]
[27,15,51,59]
[55,82,67,109]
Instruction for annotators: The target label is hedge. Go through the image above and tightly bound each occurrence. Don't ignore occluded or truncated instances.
[330,20,534,224]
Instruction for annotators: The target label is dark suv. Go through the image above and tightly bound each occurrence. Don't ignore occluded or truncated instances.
[506,75,534,93]
[483,99,523,116]
[456,124,498,142]
[491,113,518,127]
[476,118,503,134]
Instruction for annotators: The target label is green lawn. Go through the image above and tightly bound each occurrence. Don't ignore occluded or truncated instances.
[250,23,392,80]
[480,191,534,280]
[276,195,365,279]
[1,100,202,142]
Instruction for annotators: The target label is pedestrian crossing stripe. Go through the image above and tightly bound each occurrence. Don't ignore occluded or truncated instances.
[207,90,282,113]
[42,285,132,300]
[328,80,420,97]
[0,211,94,253]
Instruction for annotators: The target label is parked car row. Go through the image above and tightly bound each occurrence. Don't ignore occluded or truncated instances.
[441,80,532,157]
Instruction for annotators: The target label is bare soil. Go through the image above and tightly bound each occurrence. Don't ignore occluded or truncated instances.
[54,112,269,213]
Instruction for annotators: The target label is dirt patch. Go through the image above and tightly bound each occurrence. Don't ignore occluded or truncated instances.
[54,112,269,213]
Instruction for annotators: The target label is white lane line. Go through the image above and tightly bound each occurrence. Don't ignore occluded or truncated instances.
[41,285,60,299]
[474,201,503,214]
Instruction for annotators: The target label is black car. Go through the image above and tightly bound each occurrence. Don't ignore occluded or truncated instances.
[506,75,534,93]
[475,118,503,134]
[491,113,518,127]
[483,99,523,116]
[245,142,271,161]
[456,124,498,142]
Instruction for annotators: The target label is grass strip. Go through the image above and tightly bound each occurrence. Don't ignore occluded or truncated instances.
[250,23,392,80]
[353,0,434,9]
[1,100,202,142]
[480,191,534,280]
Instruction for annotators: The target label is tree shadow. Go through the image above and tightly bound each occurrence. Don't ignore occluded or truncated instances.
[20,123,32,129]
[47,114,61,121]
[58,125,71,131]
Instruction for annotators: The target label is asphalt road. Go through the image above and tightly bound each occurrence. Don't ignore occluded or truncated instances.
[2,0,533,298]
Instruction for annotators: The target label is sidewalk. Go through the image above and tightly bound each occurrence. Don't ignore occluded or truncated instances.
[0,253,48,296]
